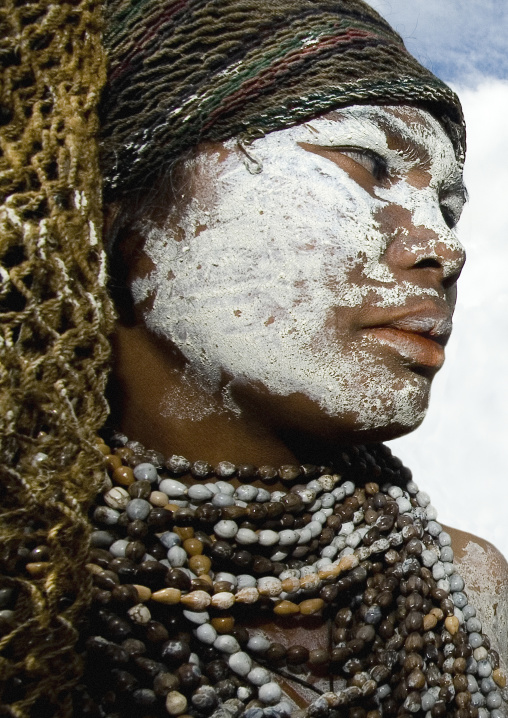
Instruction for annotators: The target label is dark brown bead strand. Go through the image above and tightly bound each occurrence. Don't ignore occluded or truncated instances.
[74,438,505,718]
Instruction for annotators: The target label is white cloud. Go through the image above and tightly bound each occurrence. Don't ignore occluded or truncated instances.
[389,80,508,557]
[365,0,508,81]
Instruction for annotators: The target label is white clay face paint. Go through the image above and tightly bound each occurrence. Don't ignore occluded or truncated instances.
[131,105,465,431]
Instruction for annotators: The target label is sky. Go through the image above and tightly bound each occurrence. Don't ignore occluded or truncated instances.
[362,1,508,556]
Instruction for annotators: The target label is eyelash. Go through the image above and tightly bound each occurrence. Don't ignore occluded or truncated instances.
[338,147,389,182]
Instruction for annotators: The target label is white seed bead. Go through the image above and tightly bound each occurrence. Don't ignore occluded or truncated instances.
[104,487,130,510]
[167,546,187,567]
[159,478,187,498]
[235,485,258,502]
[278,530,298,546]
[182,610,209,625]
[318,474,337,491]
[333,486,346,501]
[237,574,257,588]
[396,497,412,514]
[313,510,327,524]
[215,481,235,495]
[187,485,213,501]
[228,651,252,677]
[433,562,446,580]
[297,528,312,544]
[211,592,235,609]
[426,505,438,520]
[422,549,439,567]
[195,623,217,644]
[235,587,259,603]
[416,490,430,506]
[341,521,354,535]
[256,488,271,502]
[343,481,355,495]
[236,528,258,545]
[166,691,187,716]
[109,539,129,557]
[132,462,158,482]
[214,635,241,654]
[257,577,282,597]
[258,682,282,705]
[128,603,151,624]
[204,482,219,494]
[214,520,238,539]
[270,550,289,562]
[305,521,323,538]
[247,634,271,653]
[388,486,403,499]
[439,531,452,547]
[295,488,316,504]
[258,530,279,546]
[248,667,271,686]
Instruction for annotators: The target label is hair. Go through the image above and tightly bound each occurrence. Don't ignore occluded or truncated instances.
[0,1,465,715]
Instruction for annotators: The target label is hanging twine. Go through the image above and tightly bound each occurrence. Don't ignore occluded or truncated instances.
[0,0,113,715]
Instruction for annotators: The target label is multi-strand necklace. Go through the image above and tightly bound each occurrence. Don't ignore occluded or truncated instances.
[71,434,507,718]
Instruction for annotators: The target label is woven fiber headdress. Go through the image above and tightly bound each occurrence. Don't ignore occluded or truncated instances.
[0,1,464,715]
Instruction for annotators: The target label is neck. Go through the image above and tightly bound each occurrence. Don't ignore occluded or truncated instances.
[110,323,301,466]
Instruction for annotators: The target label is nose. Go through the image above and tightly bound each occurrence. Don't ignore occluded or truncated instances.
[382,205,466,290]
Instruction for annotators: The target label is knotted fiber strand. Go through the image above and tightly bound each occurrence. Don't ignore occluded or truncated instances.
[0,1,113,715]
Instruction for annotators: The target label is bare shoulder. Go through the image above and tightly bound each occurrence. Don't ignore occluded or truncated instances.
[446,525,508,669]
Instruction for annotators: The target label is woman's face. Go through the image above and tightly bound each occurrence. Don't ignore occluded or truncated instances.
[128,105,466,442]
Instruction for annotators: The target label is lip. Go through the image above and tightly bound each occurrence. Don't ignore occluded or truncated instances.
[361,303,452,369]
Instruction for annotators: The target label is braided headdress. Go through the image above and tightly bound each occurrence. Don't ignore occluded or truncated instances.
[0,1,465,715]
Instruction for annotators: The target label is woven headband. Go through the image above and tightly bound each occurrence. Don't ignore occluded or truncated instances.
[101,0,466,199]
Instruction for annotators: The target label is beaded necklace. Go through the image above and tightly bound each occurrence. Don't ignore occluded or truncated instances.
[71,435,508,718]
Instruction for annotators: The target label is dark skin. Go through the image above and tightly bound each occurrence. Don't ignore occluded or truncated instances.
[108,107,508,704]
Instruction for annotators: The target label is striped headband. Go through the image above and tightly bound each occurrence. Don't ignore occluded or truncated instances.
[100,0,465,199]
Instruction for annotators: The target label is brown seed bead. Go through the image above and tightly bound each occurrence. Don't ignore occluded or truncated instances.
[424,613,438,631]
[279,465,301,482]
[153,672,179,697]
[454,675,468,693]
[182,538,203,557]
[211,617,235,634]
[150,491,169,507]
[257,465,277,481]
[405,611,423,632]
[300,598,324,616]
[265,643,286,662]
[237,464,256,479]
[221,506,247,521]
[405,632,424,652]
[133,584,151,602]
[274,600,299,616]
[286,645,309,665]
[146,621,170,643]
[444,616,459,635]
[174,527,194,541]
[188,555,211,576]
[404,653,424,672]
[407,669,426,690]
[455,692,471,709]
[106,453,123,471]
[252,556,273,574]
[113,465,135,487]
[309,649,329,666]
[25,562,50,577]
[151,588,181,605]
[493,668,507,688]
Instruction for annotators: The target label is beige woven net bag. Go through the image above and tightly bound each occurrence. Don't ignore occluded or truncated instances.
[0,1,113,714]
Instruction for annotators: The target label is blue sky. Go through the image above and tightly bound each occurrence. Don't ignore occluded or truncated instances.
[362,1,508,557]
[366,0,508,82]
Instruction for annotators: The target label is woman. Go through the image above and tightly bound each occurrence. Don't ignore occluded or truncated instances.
[0,1,506,717]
